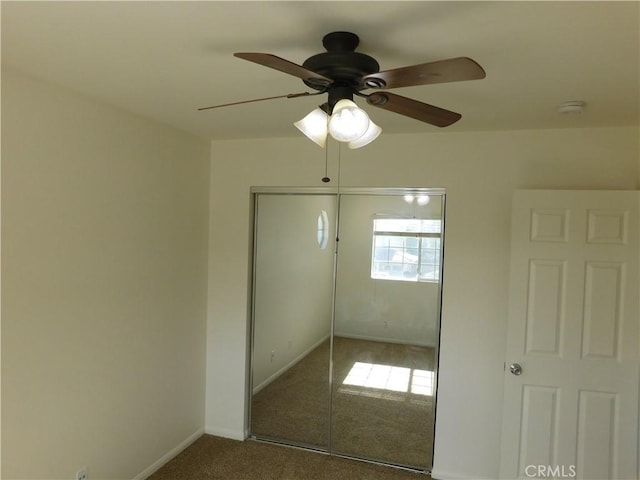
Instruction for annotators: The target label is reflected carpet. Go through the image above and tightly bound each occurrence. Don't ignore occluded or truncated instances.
[251,337,435,470]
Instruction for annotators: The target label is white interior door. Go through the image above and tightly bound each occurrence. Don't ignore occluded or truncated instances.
[500,190,639,480]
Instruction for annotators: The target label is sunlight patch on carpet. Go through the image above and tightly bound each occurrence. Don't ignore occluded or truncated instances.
[342,361,434,397]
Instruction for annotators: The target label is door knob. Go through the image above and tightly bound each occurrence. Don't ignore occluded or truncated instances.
[509,363,523,376]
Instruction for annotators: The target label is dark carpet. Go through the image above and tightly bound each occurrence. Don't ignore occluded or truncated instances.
[148,434,430,480]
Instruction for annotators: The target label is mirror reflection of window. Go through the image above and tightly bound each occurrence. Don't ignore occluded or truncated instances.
[371,218,441,282]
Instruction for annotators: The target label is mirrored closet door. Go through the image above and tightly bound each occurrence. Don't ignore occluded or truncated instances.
[249,188,444,472]
[250,192,337,448]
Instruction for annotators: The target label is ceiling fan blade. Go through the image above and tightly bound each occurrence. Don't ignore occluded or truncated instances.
[234,52,334,88]
[366,92,461,127]
[361,57,485,90]
[198,92,313,111]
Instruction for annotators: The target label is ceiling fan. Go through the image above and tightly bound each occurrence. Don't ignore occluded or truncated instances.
[199,31,486,148]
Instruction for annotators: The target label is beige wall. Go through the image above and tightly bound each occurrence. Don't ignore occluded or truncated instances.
[2,65,637,480]
[205,126,639,478]
[1,70,211,479]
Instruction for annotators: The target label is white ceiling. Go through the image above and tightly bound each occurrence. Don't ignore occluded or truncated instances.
[2,1,638,140]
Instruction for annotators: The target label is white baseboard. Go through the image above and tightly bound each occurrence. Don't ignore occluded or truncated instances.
[430,467,496,480]
[205,425,246,441]
[133,427,204,480]
[334,332,433,348]
[252,334,329,395]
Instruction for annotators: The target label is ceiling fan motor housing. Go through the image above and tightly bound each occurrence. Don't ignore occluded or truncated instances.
[302,31,380,93]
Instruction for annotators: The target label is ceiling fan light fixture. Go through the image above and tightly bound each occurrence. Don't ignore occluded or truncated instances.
[347,119,381,149]
[328,99,370,142]
[294,108,329,147]
[204,32,487,148]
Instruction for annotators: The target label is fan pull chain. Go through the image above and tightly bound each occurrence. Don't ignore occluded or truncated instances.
[337,141,342,193]
[322,137,330,183]
[322,114,331,183]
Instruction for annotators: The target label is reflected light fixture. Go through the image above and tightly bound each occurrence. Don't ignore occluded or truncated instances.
[294,97,382,149]
[404,194,430,205]
[417,195,430,206]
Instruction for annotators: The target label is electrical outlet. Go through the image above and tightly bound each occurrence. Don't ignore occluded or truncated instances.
[270,350,275,362]
[76,467,88,480]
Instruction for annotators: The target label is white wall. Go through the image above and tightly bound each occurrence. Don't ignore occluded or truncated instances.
[1,70,211,479]
[205,126,639,478]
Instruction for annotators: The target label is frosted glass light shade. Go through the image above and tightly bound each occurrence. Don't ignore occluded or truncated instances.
[348,120,382,149]
[294,108,329,147]
[328,99,370,142]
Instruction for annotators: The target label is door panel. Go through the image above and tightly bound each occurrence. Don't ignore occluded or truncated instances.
[500,190,639,480]
[582,261,623,359]
[519,385,560,468]
[576,390,617,479]
[525,259,566,356]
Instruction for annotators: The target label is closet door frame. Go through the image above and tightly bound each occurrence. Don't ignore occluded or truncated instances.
[247,186,446,473]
